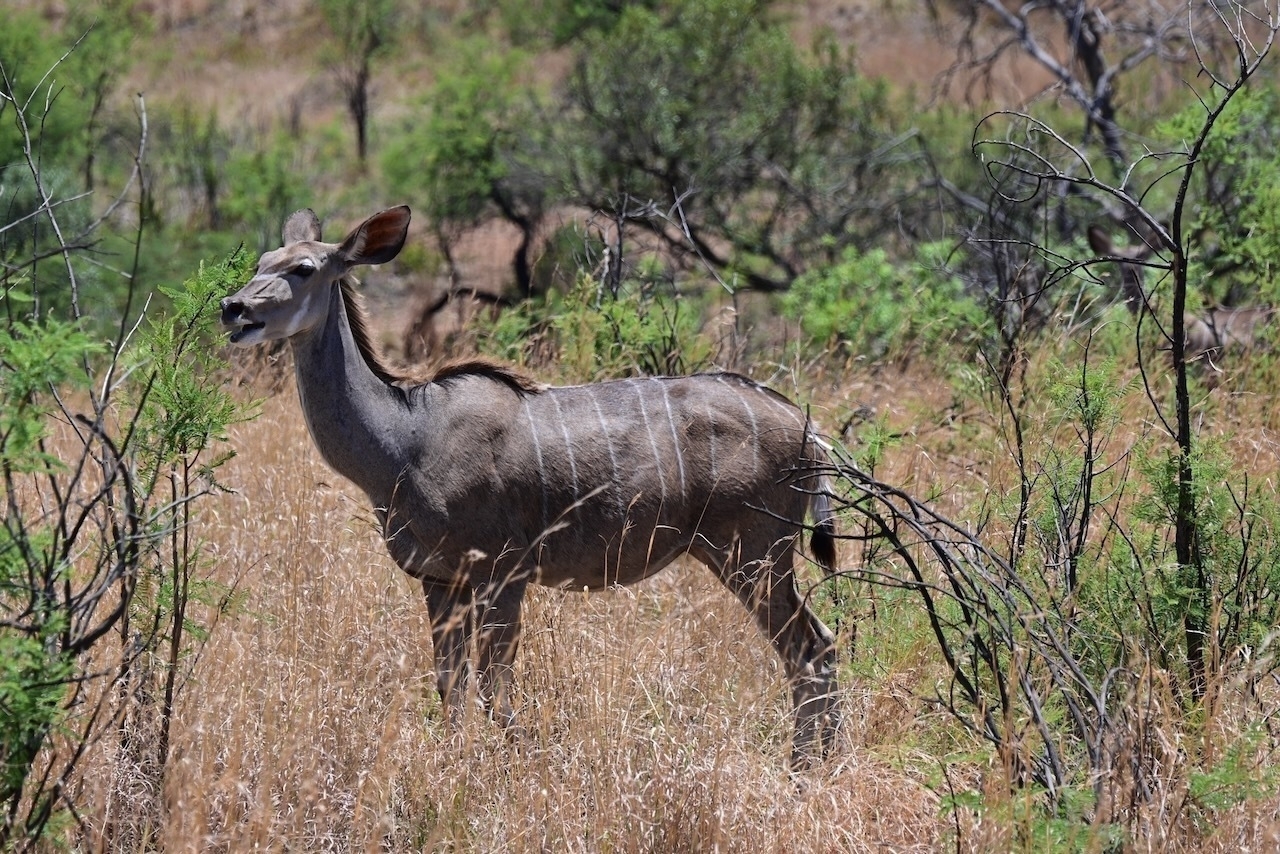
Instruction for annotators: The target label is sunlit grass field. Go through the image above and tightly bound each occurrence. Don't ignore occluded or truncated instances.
[64,350,1280,852]
[74,381,945,852]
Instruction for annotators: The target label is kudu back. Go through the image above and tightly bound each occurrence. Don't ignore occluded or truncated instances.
[220,206,842,766]
[1087,225,1274,369]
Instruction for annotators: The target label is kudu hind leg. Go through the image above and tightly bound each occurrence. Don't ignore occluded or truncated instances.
[784,603,842,766]
[709,535,841,767]
[473,576,530,734]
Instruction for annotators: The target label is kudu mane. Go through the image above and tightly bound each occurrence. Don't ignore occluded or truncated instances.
[339,275,542,395]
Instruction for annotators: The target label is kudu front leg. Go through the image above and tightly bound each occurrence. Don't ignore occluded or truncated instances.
[423,578,475,726]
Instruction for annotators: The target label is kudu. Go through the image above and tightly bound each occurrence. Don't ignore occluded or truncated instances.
[1087,225,1274,370]
[220,206,842,766]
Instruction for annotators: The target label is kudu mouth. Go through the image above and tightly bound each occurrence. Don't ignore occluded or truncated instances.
[220,297,266,344]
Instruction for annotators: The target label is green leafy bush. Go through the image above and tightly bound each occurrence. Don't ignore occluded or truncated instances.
[479,273,712,379]
[0,304,102,837]
[0,249,252,848]
[782,241,989,363]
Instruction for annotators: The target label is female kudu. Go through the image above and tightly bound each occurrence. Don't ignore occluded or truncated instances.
[221,206,841,765]
[1087,225,1274,370]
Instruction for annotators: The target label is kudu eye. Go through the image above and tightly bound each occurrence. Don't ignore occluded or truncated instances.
[293,261,317,278]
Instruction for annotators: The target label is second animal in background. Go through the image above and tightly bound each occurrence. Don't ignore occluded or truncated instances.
[1088,224,1274,372]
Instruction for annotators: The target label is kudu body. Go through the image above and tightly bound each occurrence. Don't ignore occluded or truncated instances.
[220,206,841,764]
[1087,226,1274,368]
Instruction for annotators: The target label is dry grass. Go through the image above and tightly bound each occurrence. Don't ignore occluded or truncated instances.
[71,387,941,852]
[35,346,1280,852]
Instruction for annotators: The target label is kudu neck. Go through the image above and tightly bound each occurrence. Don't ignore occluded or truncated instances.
[289,282,420,493]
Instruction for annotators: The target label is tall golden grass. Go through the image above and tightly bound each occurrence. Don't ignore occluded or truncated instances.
[58,351,1280,852]
[71,384,941,852]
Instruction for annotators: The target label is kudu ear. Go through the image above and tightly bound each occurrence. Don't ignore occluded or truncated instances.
[1087,225,1113,256]
[337,206,411,267]
[283,209,322,245]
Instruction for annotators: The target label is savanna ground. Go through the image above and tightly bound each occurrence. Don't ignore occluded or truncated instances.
[12,0,1280,851]
[59,337,1280,852]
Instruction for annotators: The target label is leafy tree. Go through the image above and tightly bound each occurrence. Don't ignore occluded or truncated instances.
[556,0,917,292]
[382,38,547,295]
[162,105,232,230]
[484,0,661,45]
[319,0,399,164]
[0,10,88,170]
[0,3,138,183]
[0,5,145,326]
[1157,86,1280,309]
[65,1,139,190]
[219,133,309,252]
[389,0,922,300]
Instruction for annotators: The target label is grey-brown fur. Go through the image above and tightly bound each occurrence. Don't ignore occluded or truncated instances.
[221,206,841,766]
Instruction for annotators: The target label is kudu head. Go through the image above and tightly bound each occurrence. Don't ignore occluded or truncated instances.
[221,206,411,346]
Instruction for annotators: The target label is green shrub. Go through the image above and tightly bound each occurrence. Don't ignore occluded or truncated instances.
[478,273,712,379]
[0,249,252,847]
[0,306,102,837]
[782,241,989,363]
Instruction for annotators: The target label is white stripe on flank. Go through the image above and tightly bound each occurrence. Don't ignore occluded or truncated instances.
[588,386,628,516]
[705,397,719,482]
[719,376,759,473]
[633,379,668,504]
[654,379,687,496]
[550,394,581,516]
[522,398,550,531]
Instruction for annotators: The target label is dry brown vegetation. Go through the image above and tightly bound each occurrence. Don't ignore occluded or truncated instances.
[70,384,945,852]
[42,340,1280,852]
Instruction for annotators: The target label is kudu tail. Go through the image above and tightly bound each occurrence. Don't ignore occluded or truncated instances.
[811,484,838,571]
[806,428,838,573]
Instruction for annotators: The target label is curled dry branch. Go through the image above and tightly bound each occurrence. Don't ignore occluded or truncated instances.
[815,445,1155,808]
[970,0,1280,703]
